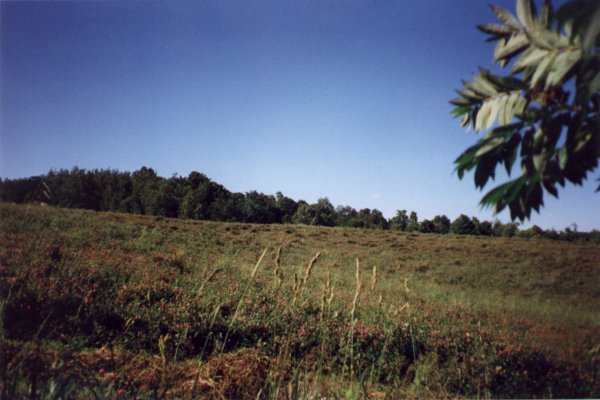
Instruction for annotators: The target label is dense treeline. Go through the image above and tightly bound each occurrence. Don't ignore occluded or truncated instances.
[1,167,598,242]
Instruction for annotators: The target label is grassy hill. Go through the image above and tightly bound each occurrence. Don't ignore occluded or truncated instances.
[1,202,599,398]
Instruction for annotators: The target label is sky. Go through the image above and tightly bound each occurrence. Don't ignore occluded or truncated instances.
[1,0,598,231]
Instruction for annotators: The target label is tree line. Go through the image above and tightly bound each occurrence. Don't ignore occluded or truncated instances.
[1,167,598,242]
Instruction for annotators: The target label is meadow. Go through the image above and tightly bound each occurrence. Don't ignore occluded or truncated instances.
[1,202,599,398]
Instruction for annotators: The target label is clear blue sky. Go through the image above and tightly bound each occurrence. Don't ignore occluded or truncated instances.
[1,0,598,231]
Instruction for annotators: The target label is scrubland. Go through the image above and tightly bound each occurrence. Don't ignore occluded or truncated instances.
[1,203,599,398]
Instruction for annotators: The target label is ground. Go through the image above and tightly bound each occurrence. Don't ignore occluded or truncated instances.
[1,203,599,398]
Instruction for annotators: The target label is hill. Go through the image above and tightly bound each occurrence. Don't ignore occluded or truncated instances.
[3,166,599,242]
[1,203,599,398]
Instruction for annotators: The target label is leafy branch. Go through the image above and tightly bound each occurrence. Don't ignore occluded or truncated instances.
[451,0,600,221]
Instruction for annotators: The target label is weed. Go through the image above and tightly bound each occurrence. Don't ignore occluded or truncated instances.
[1,203,599,398]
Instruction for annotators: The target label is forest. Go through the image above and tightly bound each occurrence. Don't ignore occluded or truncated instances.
[1,166,598,242]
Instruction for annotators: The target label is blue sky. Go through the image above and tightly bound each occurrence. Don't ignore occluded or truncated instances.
[1,0,598,231]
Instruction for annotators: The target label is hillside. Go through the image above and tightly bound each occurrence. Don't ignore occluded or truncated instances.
[1,203,599,398]
[4,167,598,242]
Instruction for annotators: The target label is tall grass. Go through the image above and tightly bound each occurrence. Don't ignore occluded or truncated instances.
[220,248,267,355]
[1,203,599,398]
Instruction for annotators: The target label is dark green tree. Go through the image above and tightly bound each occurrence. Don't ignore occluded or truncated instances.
[292,201,313,225]
[492,220,520,237]
[242,191,278,224]
[127,167,161,215]
[206,182,234,221]
[156,179,181,218]
[292,198,335,226]
[389,210,409,231]
[475,219,494,236]
[450,214,477,235]
[311,198,336,226]
[432,215,451,234]
[521,224,545,238]
[335,205,360,227]
[368,209,389,230]
[179,172,215,220]
[419,219,435,233]
[275,191,299,223]
[407,211,419,232]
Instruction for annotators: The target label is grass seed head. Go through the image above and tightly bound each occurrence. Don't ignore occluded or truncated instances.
[351,258,362,320]
[274,244,282,277]
[303,251,320,284]
[371,266,377,292]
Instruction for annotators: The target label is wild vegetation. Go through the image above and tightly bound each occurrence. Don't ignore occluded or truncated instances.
[1,202,599,398]
[1,167,599,243]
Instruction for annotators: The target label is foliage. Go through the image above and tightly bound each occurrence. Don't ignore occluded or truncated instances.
[1,166,599,241]
[306,198,336,227]
[432,215,451,234]
[450,214,477,235]
[452,0,600,221]
[389,209,409,231]
[407,211,420,232]
[418,219,435,233]
[474,217,494,236]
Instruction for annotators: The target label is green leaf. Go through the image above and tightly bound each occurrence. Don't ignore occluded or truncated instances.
[454,145,479,179]
[505,176,528,204]
[480,176,526,213]
[574,131,593,153]
[476,138,505,157]
[525,28,566,50]
[503,134,521,175]
[545,48,581,88]
[474,159,497,189]
[480,182,511,210]
[558,146,568,170]
[531,50,557,87]
[582,5,600,51]
[538,0,553,28]
[460,114,471,128]
[494,33,530,62]
[478,24,515,35]
[533,152,547,171]
[482,69,527,90]
[485,34,507,43]
[450,105,471,118]
[575,64,600,104]
[527,181,544,213]
[497,94,509,125]
[512,47,548,73]
[484,123,523,140]
[464,78,497,98]
[475,100,492,131]
[543,179,559,197]
[491,5,522,31]
[589,70,600,97]
[450,97,473,107]
[487,97,502,130]
[457,88,484,102]
[476,72,502,94]
[505,92,518,123]
[516,0,536,30]
[533,127,545,149]
[514,95,528,115]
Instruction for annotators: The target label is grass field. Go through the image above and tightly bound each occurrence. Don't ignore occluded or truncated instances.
[1,202,599,398]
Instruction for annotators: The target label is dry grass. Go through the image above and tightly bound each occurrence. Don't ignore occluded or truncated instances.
[1,339,270,399]
[1,202,599,398]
